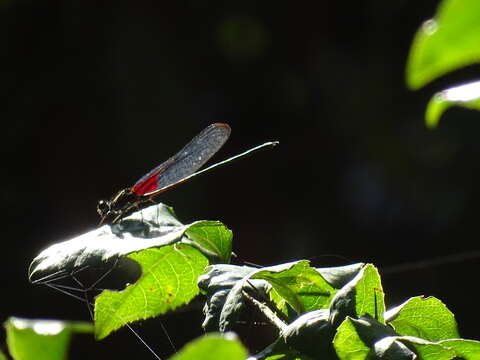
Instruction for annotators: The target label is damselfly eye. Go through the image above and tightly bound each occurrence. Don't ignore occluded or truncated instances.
[97,200,110,217]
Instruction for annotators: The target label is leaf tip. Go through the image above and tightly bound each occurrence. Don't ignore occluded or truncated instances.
[425,92,450,129]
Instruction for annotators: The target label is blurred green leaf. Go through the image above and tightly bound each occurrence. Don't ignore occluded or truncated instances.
[218,16,269,61]
[5,317,93,360]
[94,244,208,339]
[168,333,247,360]
[425,80,480,128]
[406,0,480,89]
[385,296,459,341]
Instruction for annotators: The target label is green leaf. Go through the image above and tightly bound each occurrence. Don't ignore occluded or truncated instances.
[333,317,399,360]
[253,338,309,360]
[263,355,310,360]
[397,336,457,360]
[218,272,269,332]
[94,244,208,339]
[425,80,480,128]
[200,261,336,332]
[376,336,480,360]
[253,261,337,314]
[316,263,364,289]
[373,337,417,359]
[198,264,270,331]
[281,309,336,359]
[263,355,306,360]
[333,317,370,360]
[29,203,231,283]
[385,296,459,341]
[438,338,480,360]
[185,220,233,263]
[336,333,480,360]
[329,264,385,327]
[168,333,247,360]
[406,0,480,89]
[199,262,365,335]
[5,317,93,360]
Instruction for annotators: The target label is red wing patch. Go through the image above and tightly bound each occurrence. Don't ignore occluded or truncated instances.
[130,123,231,196]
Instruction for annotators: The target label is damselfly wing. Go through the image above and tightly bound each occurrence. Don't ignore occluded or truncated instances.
[97,123,278,224]
[97,123,231,224]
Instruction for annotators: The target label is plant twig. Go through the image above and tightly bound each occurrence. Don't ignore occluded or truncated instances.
[242,290,288,333]
[244,280,291,324]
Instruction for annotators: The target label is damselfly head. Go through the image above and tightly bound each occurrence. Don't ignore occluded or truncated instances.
[97,199,111,218]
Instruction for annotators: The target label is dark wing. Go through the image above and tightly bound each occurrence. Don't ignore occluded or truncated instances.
[131,123,231,196]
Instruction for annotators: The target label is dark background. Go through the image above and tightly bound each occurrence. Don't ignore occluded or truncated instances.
[2,0,480,358]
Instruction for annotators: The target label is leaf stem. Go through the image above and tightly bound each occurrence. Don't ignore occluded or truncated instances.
[242,291,288,333]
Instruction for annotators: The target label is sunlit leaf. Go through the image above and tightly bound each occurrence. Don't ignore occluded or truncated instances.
[94,244,208,339]
[333,317,370,360]
[200,262,367,334]
[438,338,480,360]
[329,264,385,327]
[346,335,480,360]
[333,317,398,360]
[185,220,233,263]
[253,261,336,314]
[406,0,480,89]
[29,203,231,283]
[397,336,458,360]
[385,296,459,341]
